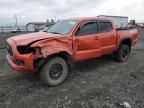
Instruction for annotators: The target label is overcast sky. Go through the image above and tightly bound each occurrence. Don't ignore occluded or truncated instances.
[0,0,143,26]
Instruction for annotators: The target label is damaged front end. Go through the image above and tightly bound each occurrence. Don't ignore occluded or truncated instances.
[6,39,42,72]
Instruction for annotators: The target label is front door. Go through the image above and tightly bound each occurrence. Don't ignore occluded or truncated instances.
[73,21,101,61]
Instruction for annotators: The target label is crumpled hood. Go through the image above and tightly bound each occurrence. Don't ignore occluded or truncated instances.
[10,32,63,46]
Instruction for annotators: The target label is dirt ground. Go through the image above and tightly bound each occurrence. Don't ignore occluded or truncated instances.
[0,29,144,108]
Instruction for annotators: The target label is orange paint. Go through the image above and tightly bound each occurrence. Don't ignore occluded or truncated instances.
[6,17,138,72]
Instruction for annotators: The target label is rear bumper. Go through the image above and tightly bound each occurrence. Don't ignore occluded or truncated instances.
[6,54,36,72]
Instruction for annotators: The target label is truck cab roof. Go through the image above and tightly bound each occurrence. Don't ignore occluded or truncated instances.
[65,17,113,22]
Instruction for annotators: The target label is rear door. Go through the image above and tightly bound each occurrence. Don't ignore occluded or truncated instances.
[97,20,117,54]
[73,20,101,61]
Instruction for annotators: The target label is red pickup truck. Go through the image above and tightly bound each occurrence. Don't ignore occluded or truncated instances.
[7,17,138,86]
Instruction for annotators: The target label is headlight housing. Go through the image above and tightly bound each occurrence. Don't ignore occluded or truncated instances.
[17,46,41,55]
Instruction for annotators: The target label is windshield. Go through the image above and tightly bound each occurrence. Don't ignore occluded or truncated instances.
[47,20,77,35]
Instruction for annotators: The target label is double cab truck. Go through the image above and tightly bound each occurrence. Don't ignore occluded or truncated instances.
[6,17,138,86]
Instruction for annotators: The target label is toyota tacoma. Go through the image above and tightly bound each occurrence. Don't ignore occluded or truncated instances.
[6,17,138,86]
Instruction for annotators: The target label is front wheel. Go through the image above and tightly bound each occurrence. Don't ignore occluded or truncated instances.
[40,57,68,86]
[115,44,130,62]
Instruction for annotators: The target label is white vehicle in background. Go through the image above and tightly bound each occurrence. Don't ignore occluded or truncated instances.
[11,28,21,33]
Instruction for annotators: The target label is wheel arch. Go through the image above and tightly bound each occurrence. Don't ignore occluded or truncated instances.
[119,37,132,51]
[34,51,74,71]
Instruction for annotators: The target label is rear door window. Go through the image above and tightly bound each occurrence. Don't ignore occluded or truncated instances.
[98,21,113,33]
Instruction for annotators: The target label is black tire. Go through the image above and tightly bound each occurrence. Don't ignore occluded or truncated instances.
[115,44,130,62]
[40,56,68,86]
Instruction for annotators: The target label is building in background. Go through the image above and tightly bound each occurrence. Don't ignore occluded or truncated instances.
[26,22,54,32]
[98,15,128,28]
[0,21,55,33]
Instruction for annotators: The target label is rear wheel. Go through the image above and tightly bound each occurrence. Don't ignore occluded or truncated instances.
[40,57,68,86]
[115,44,130,62]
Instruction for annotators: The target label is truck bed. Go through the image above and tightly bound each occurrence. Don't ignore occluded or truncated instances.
[117,28,138,46]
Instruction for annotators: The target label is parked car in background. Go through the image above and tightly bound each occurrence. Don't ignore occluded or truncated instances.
[6,17,138,86]
[11,28,21,33]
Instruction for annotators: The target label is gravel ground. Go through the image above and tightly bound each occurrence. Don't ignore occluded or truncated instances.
[0,29,144,108]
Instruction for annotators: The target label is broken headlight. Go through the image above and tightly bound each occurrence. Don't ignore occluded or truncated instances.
[17,46,41,55]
